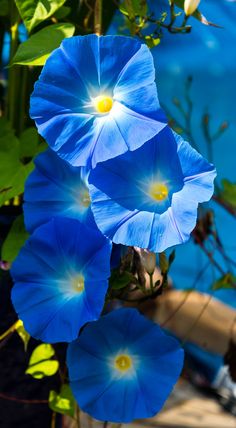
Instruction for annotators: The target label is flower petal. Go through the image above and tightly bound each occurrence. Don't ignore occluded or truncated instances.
[11,218,111,343]
[30,34,165,167]
[67,308,184,422]
[24,149,95,232]
[89,127,216,251]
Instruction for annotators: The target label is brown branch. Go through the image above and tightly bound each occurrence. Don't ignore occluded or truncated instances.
[0,392,48,404]
[213,194,236,218]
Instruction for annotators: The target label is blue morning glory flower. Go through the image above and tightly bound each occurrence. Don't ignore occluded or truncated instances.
[24,149,95,233]
[11,218,112,343]
[30,34,167,168]
[67,308,184,423]
[88,127,216,252]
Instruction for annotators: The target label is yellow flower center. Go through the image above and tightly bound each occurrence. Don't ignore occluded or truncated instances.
[93,95,113,114]
[72,275,85,293]
[114,354,132,372]
[149,182,168,202]
[81,189,90,208]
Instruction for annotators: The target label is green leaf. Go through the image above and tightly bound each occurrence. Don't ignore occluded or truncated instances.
[120,0,147,18]
[212,273,236,291]
[110,269,135,290]
[15,320,30,351]
[26,344,59,379]
[144,36,161,49]
[54,5,71,19]
[174,0,221,27]
[0,161,34,205]
[0,118,34,206]
[49,385,75,417]
[1,215,29,263]
[220,179,236,208]
[29,343,55,363]
[19,127,46,158]
[15,0,67,32]
[26,360,59,379]
[0,0,9,16]
[12,23,75,66]
[19,127,39,158]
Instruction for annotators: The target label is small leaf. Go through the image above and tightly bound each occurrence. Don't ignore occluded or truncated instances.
[193,9,222,28]
[29,343,55,363]
[1,215,29,262]
[26,344,59,379]
[49,385,75,417]
[15,320,30,351]
[15,0,67,32]
[144,35,161,49]
[26,360,59,379]
[110,269,135,290]
[212,273,236,291]
[12,23,75,66]
[120,0,147,18]
[219,179,236,208]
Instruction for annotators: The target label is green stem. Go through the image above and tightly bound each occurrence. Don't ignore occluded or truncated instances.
[0,320,21,341]
[87,414,93,428]
[168,0,175,28]
[94,0,103,35]
[18,66,28,134]
[51,412,56,428]
[181,14,189,27]
[181,294,213,344]
[76,404,81,428]
[6,0,20,129]
[0,20,5,75]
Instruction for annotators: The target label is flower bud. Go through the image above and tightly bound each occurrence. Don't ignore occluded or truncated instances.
[184,0,201,16]
[0,260,11,271]
[135,248,156,275]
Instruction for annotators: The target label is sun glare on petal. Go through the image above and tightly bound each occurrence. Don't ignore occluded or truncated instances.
[93,95,113,114]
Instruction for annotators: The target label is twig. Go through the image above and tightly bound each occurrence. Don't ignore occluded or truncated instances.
[213,194,236,218]
[181,294,213,344]
[94,0,103,35]
[161,260,210,327]
[76,405,81,428]
[193,231,226,277]
[51,412,56,428]
[0,392,48,404]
